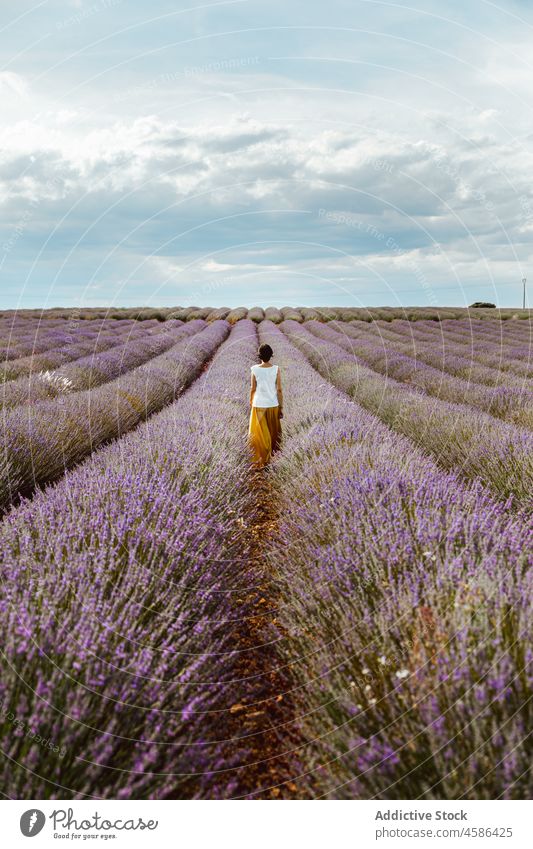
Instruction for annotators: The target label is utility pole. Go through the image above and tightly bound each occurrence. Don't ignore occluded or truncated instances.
[522,277,527,310]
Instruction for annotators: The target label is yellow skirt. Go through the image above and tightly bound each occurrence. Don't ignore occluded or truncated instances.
[248,405,282,467]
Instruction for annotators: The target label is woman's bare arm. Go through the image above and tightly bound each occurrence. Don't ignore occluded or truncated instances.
[276,368,283,411]
[250,373,257,407]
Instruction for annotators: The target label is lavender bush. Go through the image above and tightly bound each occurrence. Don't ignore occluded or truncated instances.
[226,307,248,324]
[305,320,533,428]
[0,321,228,510]
[381,320,533,379]
[0,320,147,382]
[0,319,150,365]
[0,311,531,801]
[300,308,321,321]
[259,320,533,799]
[206,307,231,321]
[247,307,265,322]
[0,320,260,799]
[346,320,530,391]
[1,321,196,408]
[280,307,303,322]
[264,307,283,323]
[280,320,533,507]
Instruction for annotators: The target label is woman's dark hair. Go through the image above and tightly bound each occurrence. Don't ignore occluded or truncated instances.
[258,343,273,362]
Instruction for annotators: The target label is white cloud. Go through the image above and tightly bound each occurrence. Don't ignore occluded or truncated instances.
[2,0,533,306]
[0,72,28,98]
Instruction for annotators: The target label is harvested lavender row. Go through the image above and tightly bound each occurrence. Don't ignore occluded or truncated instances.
[264,307,283,323]
[280,320,533,508]
[0,320,260,799]
[226,307,248,324]
[281,307,303,322]
[305,320,533,429]
[247,307,265,322]
[259,320,533,799]
[0,320,229,511]
[1,321,197,409]
[206,307,230,321]
[0,320,157,382]
[300,308,322,321]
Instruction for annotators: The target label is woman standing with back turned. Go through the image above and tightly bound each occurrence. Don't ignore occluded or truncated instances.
[248,343,283,467]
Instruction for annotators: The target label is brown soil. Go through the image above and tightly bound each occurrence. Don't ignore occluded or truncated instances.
[220,466,309,799]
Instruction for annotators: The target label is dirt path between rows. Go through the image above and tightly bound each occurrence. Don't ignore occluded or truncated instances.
[221,466,309,799]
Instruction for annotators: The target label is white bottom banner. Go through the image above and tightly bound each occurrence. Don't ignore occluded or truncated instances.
[3,799,531,848]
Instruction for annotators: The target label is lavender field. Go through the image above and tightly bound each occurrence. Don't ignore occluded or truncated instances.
[0,307,531,800]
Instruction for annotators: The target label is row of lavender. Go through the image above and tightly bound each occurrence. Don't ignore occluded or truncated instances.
[259,320,533,799]
[2,314,530,377]
[302,321,533,429]
[1,314,531,795]
[0,320,261,798]
[1,320,191,408]
[0,319,179,382]
[3,316,530,400]
[2,307,532,327]
[0,318,141,363]
[415,317,533,345]
[279,320,533,509]
[0,321,222,510]
[374,319,533,379]
[343,318,533,377]
[363,317,533,361]
[333,320,532,389]
[351,316,533,352]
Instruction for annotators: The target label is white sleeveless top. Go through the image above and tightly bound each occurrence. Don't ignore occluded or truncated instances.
[251,363,279,408]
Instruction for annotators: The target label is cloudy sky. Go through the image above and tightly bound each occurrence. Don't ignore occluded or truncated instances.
[1,0,533,308]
